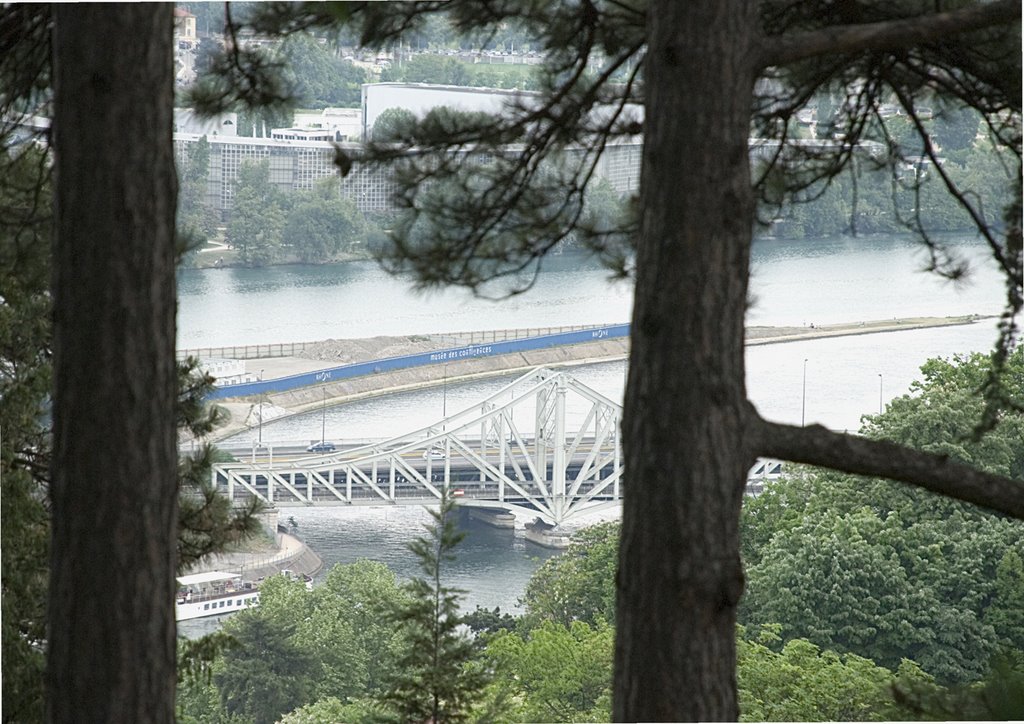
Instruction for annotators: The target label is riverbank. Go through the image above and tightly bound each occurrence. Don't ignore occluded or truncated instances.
[745,314,991,345]
[184,531,324,583]
[205,314,989,443]
[208,334,630,441]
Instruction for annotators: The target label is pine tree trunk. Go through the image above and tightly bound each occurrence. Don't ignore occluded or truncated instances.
[614,1,758,719]
[48,6,178,722]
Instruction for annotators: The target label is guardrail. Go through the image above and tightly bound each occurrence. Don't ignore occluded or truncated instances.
[177,324,619,361]
[207,323,630,400]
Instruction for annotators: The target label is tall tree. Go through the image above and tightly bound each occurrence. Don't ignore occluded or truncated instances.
[377,488,488,723]
[0,144,51,724]
[193,1,1023,719]
[226,159,288,266]
[48,6,179,722]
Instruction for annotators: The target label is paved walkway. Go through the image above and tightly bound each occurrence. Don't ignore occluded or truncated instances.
[186,532,323,582]
[201,314,990,443]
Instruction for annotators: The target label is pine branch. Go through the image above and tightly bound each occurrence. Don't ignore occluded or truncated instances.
[758,0,1021,69]
[752,416,1024,519]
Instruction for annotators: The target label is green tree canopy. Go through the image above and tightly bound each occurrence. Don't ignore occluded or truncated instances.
[226,159,289,266]
[376,489,488,723]
[371,107,417,142]
[280,33,366,108]
[216,613,316,724]
[737,628,931,721]
[741,351,1024,684]
[483,620,614,723]
[284,178,367,262]
[521,521,618,628]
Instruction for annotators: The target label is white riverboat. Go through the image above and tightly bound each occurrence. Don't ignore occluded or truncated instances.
[175,571,260,621]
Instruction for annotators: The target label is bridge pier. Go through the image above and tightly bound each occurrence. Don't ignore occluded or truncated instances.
[524,518,572,549]
[460,506,517,529]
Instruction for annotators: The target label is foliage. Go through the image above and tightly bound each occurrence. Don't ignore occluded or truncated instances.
[984,548,1024,652]
[177,134,220,260]
[216,613,317,724]
[177,358,264,571]
[278,696,384,724]
[863,349,1024,479]
[462,606,519,643]
[211,561,409,720]
[371,107,416,142]
[521,521,618,628]
[284,178,367,262]
[176,673,247,724]
[0,144,51,724]
[894,649,1024,720]
[737,627,928,721]
[381,54,542,91]
[223,162,383,266]
[226,159,289,266]
[482,620,614,723]
[236,104,294,138]
[376,488,488,723]
[279,33,366,108]
[742,506,1001,683]
[741,351,1024,684]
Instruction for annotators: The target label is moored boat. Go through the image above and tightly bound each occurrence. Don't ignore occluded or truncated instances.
[175,571,260,621]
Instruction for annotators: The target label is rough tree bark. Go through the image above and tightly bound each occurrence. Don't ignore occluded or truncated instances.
[616,0,1021,720]
[615,1,760,720]
[48,6,178,722]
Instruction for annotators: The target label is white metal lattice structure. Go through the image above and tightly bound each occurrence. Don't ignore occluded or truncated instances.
[211,367,624,524]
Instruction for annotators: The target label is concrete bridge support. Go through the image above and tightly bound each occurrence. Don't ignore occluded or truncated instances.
[461,505,517,529]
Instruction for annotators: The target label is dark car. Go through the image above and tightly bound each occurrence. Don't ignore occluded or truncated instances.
[307,441,337,453]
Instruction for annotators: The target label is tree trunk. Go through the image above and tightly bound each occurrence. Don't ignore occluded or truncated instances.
[615,1,758,720]
[48,6,178,722]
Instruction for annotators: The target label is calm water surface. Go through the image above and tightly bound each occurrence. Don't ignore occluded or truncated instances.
[178,234,1003,347]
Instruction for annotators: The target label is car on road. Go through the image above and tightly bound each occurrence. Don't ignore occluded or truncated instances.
[307,441,337,453]
[422,448,446,460]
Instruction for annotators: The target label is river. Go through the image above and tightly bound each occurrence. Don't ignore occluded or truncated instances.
[178,234,1002,347]
[179,233,1008,616]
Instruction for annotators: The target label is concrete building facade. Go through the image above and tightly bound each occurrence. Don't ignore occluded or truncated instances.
[173,82,643,219]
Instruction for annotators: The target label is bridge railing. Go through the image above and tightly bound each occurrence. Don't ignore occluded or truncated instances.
[177,323,622,361]
[177,341,311,361]
[205,324,630,399]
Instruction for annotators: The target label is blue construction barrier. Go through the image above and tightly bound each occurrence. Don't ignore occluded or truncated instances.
[208,324,630,400]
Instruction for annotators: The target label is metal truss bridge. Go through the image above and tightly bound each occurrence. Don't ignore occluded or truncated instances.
[211,367,783,525]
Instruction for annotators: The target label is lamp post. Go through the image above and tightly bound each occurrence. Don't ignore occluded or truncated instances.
[442,363,448,419]
[321,387,327,443]
[878,373,883,415]
[801,358,808,427]
[258,368,264,446]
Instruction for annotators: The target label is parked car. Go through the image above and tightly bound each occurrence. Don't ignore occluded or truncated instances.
[307,441,337,453]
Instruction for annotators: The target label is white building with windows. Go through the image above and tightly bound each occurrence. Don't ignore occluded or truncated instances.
[173,133,398,216]
[172,82,644,219]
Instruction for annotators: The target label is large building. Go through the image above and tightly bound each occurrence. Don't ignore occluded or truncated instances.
[173,81,644,218]
[173,133,397,215]
[361,82,531,141]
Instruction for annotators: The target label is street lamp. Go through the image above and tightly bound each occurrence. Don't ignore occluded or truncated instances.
[442,363,448,419]
[258,368,264,446]
[801,358,808,427]
[321,387,327,444]
[878,373,883,415]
